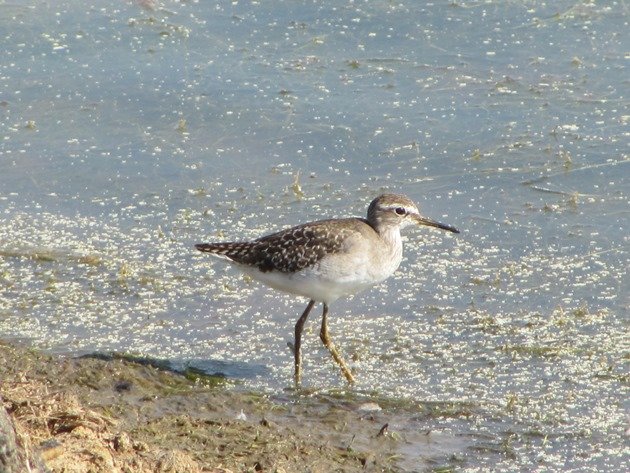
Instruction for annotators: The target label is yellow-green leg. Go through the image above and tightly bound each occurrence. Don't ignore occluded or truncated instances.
[294,299,315,386]
[319,303,355,383]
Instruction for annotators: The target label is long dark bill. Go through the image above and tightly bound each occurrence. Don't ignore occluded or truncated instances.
[413,215,460,234]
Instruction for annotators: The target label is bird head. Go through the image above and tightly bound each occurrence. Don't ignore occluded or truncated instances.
[368,194,460,233]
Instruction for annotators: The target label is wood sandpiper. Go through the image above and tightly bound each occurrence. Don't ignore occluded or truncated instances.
[196,193,459,385]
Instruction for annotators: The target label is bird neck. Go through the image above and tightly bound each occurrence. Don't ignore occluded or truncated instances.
[367,223,404,282]
[375,223,403,257]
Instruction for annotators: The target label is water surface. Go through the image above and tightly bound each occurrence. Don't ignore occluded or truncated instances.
[1,1,628,471]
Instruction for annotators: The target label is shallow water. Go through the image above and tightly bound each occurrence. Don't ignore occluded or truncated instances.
[1,1,628,471]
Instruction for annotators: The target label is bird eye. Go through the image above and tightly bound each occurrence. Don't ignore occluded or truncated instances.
[395,207,406,215]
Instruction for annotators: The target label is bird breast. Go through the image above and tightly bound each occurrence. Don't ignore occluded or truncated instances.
[316,225,403,290]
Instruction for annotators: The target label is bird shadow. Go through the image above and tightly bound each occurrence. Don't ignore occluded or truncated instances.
[77,352,270,385]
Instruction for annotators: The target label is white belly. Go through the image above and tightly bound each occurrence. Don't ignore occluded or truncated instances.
[239,252,401,304]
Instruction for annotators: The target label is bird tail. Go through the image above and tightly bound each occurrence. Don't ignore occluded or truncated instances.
[195,242,254,263]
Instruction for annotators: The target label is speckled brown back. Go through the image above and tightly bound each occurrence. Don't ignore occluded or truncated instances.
[196,218,368,273]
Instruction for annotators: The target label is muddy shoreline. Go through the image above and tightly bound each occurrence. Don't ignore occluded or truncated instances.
[1,341,436,472]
